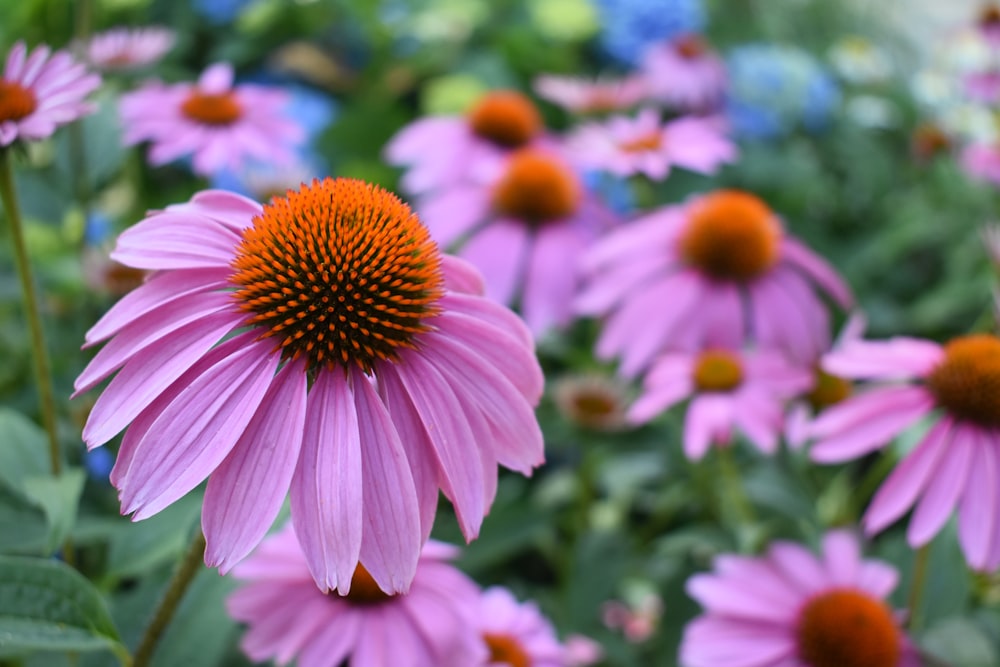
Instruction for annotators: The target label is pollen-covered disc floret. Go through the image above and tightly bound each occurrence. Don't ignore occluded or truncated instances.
[231,178,444,373]
[692,350,743,392]
[679,190,781,281]
[807,368,852,411]
[468,90,542,148]
[925,334,1000,427]
[341,563,394,605]
[0,80,37,122]
[492,149,582,223]
[181,90,243,125]
[796,589,901,667]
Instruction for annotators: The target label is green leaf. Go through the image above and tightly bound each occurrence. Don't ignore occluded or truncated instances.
[22,469,86,554]
[0,556,125,661]
[105,494,202,580]
[0,478,48,554]
[921,617,999,667]
[0,408,50,491]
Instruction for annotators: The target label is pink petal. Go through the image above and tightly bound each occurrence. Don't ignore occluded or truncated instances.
[959,433,1000,570]
[351,366,421,594]
[684,394,733,460]
[112,213,241,270]
[780,238,854,308]
[297,608,361,667]
[202,361,308,573]
[907,423,976,546]
[416,185,490,247]
[441,255,485,295]
[120,337,280,519]
[685,574,795,624]
[822,338,944,381]
[520,222,586,336]
[863,418,952,535]
[820,530,861,586]
[290,370,363,594]
[459,220,531,308]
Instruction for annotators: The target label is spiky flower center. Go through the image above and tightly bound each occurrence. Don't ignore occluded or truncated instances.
[807,369,852,411]
[0,80,37,123]
[796,589,900,667]
[678,190,781,282]
[181,90,243,125]
[483,633,530,667]
[492,149,581,224]
[341,563,393,604]
[231,177,444,374]
[926,334,1000,427]
[675,34,708,59]
[619,131,662,153]
[692,350,743,392]
[468,91,542,148]
[980,4,1000,29]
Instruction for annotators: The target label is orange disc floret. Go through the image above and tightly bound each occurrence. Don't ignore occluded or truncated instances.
[492,149,581,224]
[926,334,1000,427]
[675,34,708,59]
[692,350,743,392]
[807,369,852,411]
[181,90,243,126]
[619,131,662,153]
[678,190,781,282]
[796,589,901,667]
[0,80,37,123]
[341,563,393,604]
[980,3,1000,28]
[231,177,444,374]
[468,90,542,148]
[483,633,530,667]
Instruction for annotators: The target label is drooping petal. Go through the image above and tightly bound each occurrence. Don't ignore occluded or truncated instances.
[958,432,1000,570]
[119,336,280,520]
[907,423,975,546]
[203,360,308,573]
[352,366,421,594]
[290,370,363,594]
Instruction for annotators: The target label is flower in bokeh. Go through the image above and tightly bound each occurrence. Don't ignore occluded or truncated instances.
[86,26,175,71]
[417,147,617,336]
[680,530,922,667]
[577,190,852,376]
[533,74,647,114]
[978,3,1000,47]
[602,591,663,643]
[827,36,892,85]
[960,141,1000,185]
[565,108,736,181]
[228,525,487,667]
[628,347,811,459]
[385,89,546,195]
[477,586,566,666]
[553,372,631,432]
[193,0,256,25]
[910,122,952,162]
[74,178,545,592]
[809,334,1000,571]
[563,635,604,666]
[642,34,727,112]
[120,62,304,176]
[593,0,706,66]
[0,41,100,146]
[82,245,147,297]
[725,44,840,140]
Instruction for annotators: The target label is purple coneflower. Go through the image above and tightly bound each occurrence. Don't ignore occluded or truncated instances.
[0,41,100,145]
[120,62,304,176]
[75,178,545,592]
[681,530,922,667]
[86,26,175,71]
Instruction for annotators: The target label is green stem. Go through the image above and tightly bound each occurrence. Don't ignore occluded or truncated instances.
[716,445,758,551]
[133,530,206,667]
[906,543,931,631]
[0,150,62,477]
[69,0,94,225]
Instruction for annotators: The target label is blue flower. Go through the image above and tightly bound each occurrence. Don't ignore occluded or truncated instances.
[594,0,706,65]
[83,211,113,246]
[725,44,841,140]
[83,447,114,481]
[583,171,635,217]
[192,0,256,25]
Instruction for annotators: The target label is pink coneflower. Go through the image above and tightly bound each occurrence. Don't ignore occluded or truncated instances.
[809,333,1000,571]
[119,62,304,176]
[641,34,727,112]
[602,592,663,643]
[533,73,647,114]
[978,3,1000,47]
[960,142,1000,185]
[680,530,922,667]
[628,347,812,459]
[552,372,631,432]
[228,525,487,667]
[74,178,545,593]
[565,108,736,181]
[417,147,617,336]
[477,587,566,667]
[0,41,100,146]
[384,89,545,195]
[86,26,175,71]
[577,190,853,376]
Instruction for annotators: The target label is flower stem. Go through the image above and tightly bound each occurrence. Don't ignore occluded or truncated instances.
[0,149,62,477]
[69,0,93,225]
[906,543,932,631]
[716,445,758,551]
[133,530,206,667]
